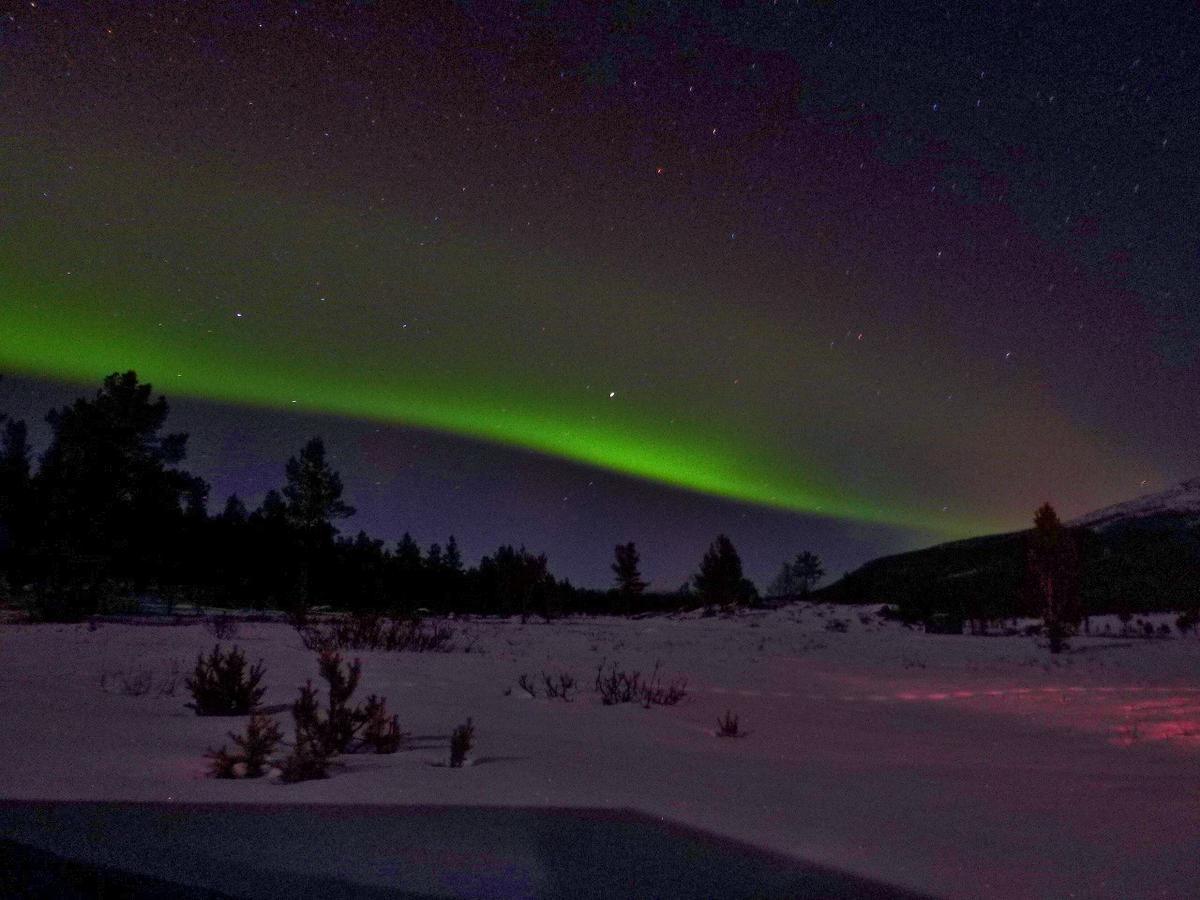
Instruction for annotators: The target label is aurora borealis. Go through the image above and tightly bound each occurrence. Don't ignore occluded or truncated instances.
[2,3,1198,586]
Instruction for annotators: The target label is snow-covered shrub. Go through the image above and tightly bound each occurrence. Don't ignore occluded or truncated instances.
[449,718,474,768]
[203,614,239,641]
[103,660,183,698]
[517,673,538,698]
[205,713,283,779]
[515,671,577,700]
[157,659,183,697]
[100,667,153,697]
[593,662,639,705]
[542,672,577,700]
[716,710,742,737]
[593,660,687,708]
[185,645,266,716]
[297,613,456,653]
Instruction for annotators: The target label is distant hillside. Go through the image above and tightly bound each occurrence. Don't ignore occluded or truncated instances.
[818,479,1200,621]
[1069,477,1200,529]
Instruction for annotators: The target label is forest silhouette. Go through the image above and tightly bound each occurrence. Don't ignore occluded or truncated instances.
[0,372,777,621]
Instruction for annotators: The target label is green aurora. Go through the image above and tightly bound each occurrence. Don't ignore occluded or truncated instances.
[0,144,1048,537]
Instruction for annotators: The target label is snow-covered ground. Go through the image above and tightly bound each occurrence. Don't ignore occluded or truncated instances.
[2,606,1198,898]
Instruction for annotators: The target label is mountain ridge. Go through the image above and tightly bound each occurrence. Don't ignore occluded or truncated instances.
[818,477,1200,620]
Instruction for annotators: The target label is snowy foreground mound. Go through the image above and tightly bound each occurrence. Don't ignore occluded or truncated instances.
[1,607,1198,898]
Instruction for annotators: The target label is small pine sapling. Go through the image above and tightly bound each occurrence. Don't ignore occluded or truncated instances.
[205,746,240,779]
[291,680,322,751]
[186,644,266,716]
[288,655,403,760]
[204,713,283,778]
[280,682,330,782]
[449,717,474,768]
[317,651,363,753]
[232,713,283,777]
[278,738,330,783]
[361,694,404,754]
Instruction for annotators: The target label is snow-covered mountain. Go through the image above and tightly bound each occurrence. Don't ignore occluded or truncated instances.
[1070,476,1200,530]
[821,475,1200,617]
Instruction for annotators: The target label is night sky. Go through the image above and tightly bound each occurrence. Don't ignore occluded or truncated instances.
[2,2,1198,590]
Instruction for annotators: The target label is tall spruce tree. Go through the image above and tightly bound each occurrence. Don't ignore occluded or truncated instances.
[0,416,32,565]
[443,535,463,574]
[612,541,647,610]
[282,437,355,535]
[280,437,354,611]
[1029,503,1081,654]
[33,371,204,616]
[693,535,756,608]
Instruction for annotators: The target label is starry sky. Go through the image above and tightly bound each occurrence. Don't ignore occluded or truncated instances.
[2,2,1198,589]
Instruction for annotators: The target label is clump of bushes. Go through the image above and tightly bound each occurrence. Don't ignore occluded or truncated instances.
[297,612,456,654]
[593,660,688,708]
[716,710,743,737]
[199,649,407,783]
[449,718,474,768]
[206,713,283,779]
[516,671,577,701]
[186,645,266,716]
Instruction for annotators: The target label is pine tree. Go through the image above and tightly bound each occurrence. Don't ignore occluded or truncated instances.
[693,535,756,608]
[426,542,443,570]
[792,551,825,596]
[0,416,32,570]
[280,438,354,611]
[282,437,355,535]
[221,493,248,524]
[1029,503,1081,654]
[444,536,463,573]
[32,371,204,617]
[258,489,288,522]
[394,532,423,572]
[438,535,465,613]
[612,541,647,603]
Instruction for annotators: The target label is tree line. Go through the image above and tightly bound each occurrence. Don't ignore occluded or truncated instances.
[0,372,824,621]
